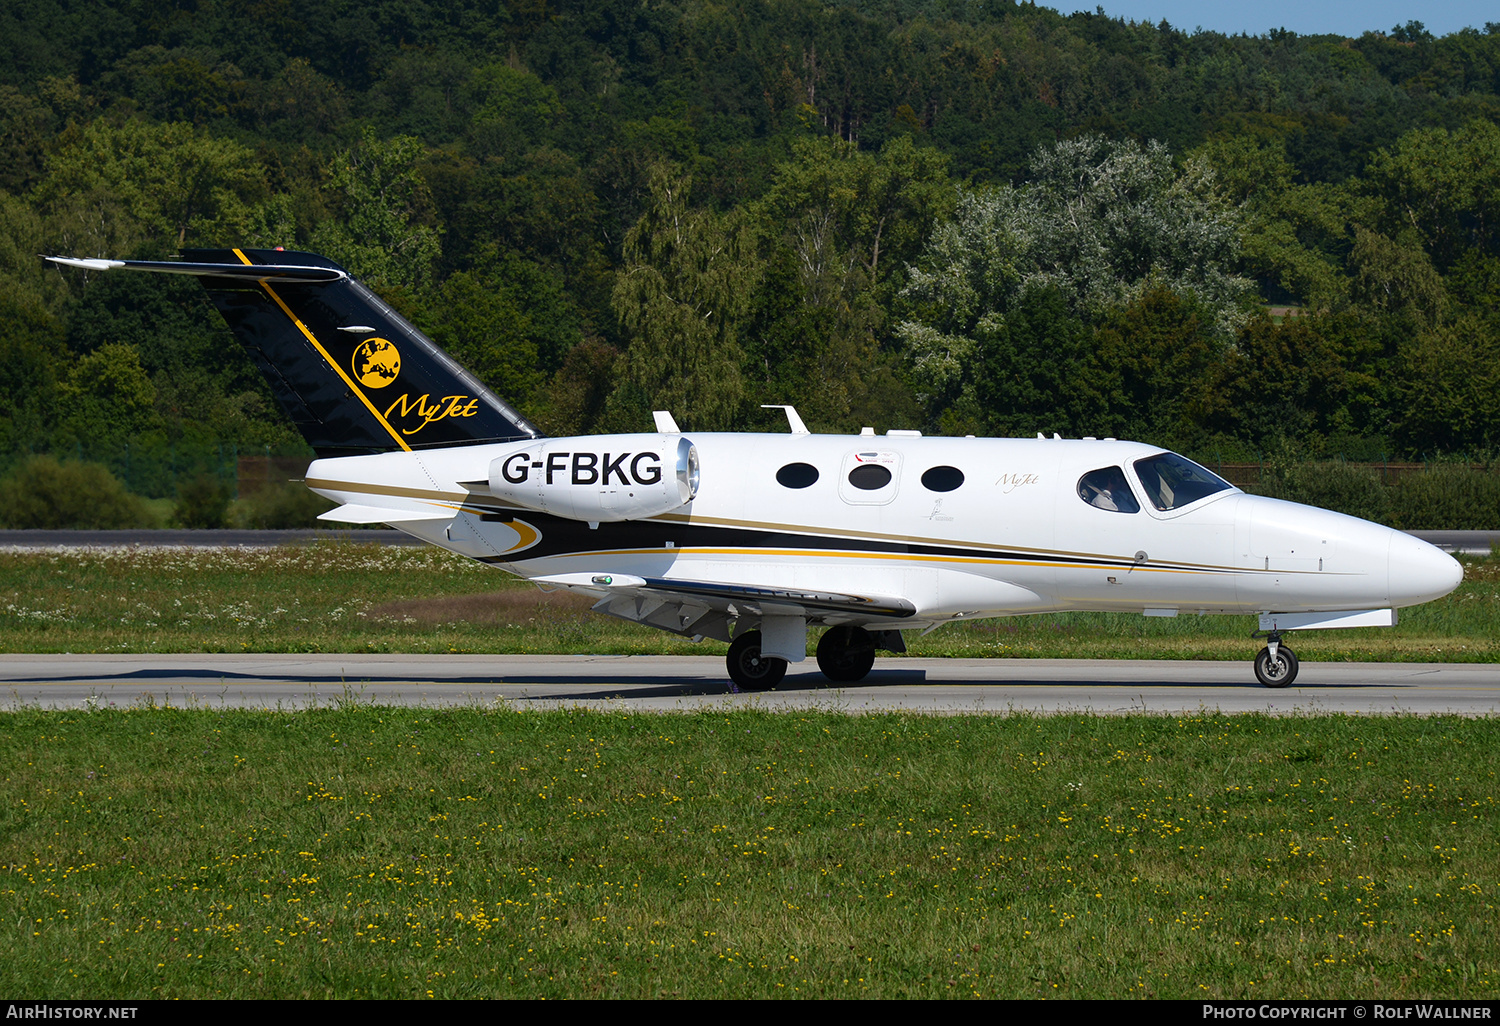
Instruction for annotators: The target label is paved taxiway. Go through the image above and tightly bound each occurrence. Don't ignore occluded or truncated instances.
[0,654,1495,715]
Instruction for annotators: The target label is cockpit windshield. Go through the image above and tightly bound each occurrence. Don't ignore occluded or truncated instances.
[1132,453,1234,511]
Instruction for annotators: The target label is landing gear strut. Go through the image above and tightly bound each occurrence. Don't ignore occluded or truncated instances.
[1253,632,1299,688]
[726,630,786,691]
[816,626,876,682]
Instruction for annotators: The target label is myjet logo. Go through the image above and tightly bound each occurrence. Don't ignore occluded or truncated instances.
[383,393,481,435]
[350,338,480,436]
[352,338,401,387]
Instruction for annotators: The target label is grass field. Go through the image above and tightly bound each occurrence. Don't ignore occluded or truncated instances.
[4,545,1497,999]
[2,706,1496,999]
[0,543,1496,661]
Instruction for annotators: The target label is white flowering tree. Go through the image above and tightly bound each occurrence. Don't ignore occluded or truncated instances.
[897,136,1254,425]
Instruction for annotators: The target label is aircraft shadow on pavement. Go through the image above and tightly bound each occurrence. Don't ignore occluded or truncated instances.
[4,666,1404,694]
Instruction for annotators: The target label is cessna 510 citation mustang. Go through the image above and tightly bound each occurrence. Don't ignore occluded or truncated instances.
[48,249,1464,689]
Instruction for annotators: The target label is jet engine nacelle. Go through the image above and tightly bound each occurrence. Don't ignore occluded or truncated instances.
[488,434,700,523]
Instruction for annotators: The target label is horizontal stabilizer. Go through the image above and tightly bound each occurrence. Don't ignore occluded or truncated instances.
[318,504,454,524]
[46,256,347,282]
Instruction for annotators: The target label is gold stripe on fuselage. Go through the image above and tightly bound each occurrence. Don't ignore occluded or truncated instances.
[303,477,1281,576]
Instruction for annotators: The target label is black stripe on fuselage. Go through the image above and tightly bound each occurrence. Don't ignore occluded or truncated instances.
[464,505,1229,574]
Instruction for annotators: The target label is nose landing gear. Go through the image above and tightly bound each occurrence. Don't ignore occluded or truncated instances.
[1252,632,1299,688]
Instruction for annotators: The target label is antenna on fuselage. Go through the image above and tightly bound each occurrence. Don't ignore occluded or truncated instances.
[761,405,810,434]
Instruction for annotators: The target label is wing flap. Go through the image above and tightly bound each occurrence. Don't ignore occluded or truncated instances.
[530,572,915,620]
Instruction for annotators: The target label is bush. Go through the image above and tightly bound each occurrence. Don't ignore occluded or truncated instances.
[234,481,335,529]
[173,473,232,529]
[0,456,153,529]
[1388,466,1500,530]
[1255,461,1390,523]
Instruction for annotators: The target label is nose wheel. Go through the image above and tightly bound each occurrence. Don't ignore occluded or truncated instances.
[1253,634,1299,688]
[727,630,787,691]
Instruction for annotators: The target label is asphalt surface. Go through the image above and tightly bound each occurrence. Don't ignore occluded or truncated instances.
[1,654,1495,715]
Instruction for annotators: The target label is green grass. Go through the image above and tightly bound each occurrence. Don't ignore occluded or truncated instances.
[0,543,1495,661]
[2,707,1496,998]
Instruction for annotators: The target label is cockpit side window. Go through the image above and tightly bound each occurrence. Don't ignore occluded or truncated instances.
[1077,466,1140,513]
[1133,453,1233,511]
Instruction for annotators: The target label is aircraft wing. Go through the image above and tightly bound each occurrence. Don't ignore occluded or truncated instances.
[530,572,916,642]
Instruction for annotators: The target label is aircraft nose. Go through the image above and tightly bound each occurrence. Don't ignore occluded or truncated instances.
[1388,531,1464,607]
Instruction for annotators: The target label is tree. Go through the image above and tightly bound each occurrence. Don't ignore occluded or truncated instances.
[1396,313,1500,454]
[897,136,1254,426]
[1012,136,1254,329]
[1195,135,1352,310]
[309,127,443,291]
[756,135,955,297]
[422,271,543,408]
[1363,120,1500,273]
[55,342,159,452]
[924,286,1096,439]
[743,136,953,429]
[37,117,264,251]
[610,167,760,431]
[896,187,1026,418]
[1094,287,1227,448]
[1348,227,1447,324]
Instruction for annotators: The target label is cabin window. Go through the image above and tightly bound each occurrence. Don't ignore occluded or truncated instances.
[1077,466,1140,513]
[920,466,964,492]
[776,462,819,489]
[847,464,892,491]
[1132,453,1232,511]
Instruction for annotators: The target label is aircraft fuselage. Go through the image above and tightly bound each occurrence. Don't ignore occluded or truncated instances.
[305,432,1461,633]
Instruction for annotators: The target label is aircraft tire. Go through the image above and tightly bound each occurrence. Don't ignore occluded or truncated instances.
[727,631,787,691]
[816,626,877,682]
[1254,645,1299,688]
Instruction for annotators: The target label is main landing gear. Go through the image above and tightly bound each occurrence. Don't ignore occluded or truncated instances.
[727,631,786,691]
[725,625,880,691]
[816,625,876,682]
[1252,632,1299,688]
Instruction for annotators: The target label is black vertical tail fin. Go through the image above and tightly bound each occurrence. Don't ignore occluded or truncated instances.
[50,248,542,457]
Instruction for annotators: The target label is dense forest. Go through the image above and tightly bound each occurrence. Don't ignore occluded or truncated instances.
[2,0,1499,507]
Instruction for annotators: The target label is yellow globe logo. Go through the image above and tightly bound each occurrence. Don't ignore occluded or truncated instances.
[352,338,400,388]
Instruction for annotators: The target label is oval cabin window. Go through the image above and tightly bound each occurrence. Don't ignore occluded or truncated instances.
[775,463,819,489]
[920,466,964,492]
[847,464,892,491]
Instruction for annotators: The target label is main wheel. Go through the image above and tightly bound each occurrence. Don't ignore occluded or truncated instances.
[727,631,787,691]
[816,626,877,682]
[1254,645,1299,688]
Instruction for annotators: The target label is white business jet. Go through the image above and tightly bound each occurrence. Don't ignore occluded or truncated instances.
[48,250,1464,689]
